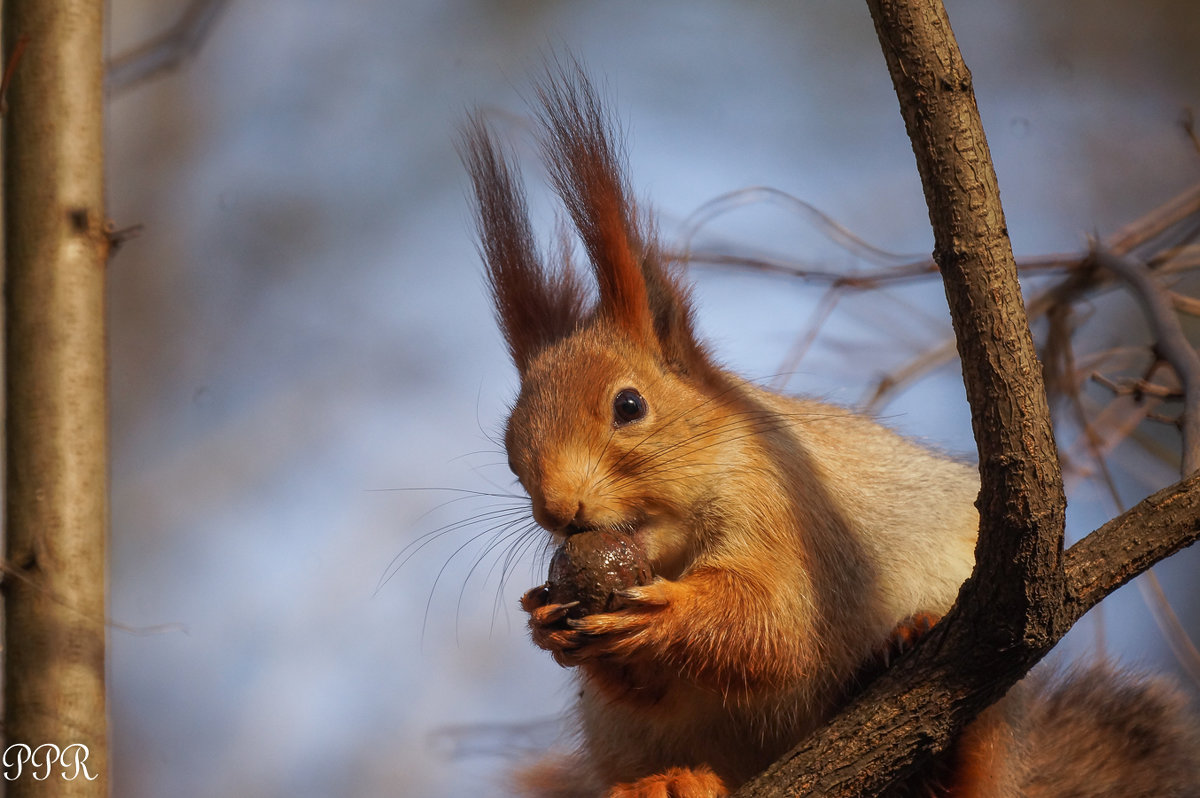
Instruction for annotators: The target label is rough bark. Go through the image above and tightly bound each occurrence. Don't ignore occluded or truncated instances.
[3,1,110,795]
[1064,471,1200,619]
[864,0,1067,629]
[732,0,1200,795]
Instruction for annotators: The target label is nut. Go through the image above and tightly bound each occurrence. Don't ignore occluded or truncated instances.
[545,529,652,618]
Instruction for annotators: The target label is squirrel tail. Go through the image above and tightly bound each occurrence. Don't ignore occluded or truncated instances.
[1015,664,1200,798]
[925,664,1200,798]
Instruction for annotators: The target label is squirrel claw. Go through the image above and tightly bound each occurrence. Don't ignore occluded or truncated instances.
[528,599,579,629]
[542,601,579,623]
[613,582,670,606]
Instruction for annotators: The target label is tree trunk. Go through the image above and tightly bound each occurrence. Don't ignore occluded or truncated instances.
[3,1,110,794]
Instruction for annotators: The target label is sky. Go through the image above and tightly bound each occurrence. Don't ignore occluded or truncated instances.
[103,1,1200,795]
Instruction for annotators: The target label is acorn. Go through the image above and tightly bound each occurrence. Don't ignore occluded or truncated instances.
[545,529,652,618]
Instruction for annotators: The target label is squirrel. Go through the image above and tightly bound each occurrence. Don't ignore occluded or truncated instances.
[460,65,1200,798]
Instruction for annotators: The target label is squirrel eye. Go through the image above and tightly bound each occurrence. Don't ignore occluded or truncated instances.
[612,388,647,425]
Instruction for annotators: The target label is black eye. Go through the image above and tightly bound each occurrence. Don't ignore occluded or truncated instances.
[612,388,647,425]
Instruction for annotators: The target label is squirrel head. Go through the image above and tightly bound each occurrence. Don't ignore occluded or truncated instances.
[462,66,733,577]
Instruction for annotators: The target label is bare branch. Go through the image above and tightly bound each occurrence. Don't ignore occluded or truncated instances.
[1107,182,1200,256]
[679,179,1200,292]
[4,1,110,793]
[1138,571,1200,687]
[1063,472,1200,618]
[868,0,1065,665]
[679,186,917,267]
[771,288,842,390]
[106,0,230,93]
[1091,371,1182,401]
[1180,107,1200,156]
[1171,289,1200,316]
[861,336,957,410]
[1091,246,1200,474]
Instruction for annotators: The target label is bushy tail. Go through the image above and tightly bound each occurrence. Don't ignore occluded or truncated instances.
[1019,665,1200,798]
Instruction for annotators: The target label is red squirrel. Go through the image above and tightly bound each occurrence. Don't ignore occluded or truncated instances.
[460,66,1200,798]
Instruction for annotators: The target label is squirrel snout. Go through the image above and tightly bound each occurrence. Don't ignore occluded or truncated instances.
[533,495,589,534]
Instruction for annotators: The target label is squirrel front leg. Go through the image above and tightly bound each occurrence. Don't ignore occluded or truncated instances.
[524,565,810,696]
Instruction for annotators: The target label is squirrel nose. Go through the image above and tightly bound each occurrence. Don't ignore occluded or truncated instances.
[536,496,587,533]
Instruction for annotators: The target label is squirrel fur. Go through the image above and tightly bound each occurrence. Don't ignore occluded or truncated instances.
[460,66,1200,798]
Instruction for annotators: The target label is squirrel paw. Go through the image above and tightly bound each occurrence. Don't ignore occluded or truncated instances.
[521,584,582,666]
[521,579,673,667]
[564,579,672,661]
[851,611,941,688]
[882,611,939,665]
[608,765,727,798]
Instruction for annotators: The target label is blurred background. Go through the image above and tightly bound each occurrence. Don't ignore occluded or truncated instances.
[104,1,1200,796]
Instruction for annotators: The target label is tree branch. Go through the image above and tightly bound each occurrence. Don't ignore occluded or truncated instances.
[1090,246,1200,474]
[732,471,1200,798]
[106,0,230,93]
[735,0,1072,793]
[4,1,110,795]
[732,1,1200,795]
[1063,471,1200,620]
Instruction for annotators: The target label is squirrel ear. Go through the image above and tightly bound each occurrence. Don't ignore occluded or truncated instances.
[536,64,656,346]
[642,253,723,384]
[537,63,721,383]
[460,115,587,372]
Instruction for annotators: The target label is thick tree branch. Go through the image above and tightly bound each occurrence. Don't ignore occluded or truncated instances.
[4,2,110,795]
[866,0,1066,606]
[737,0,1070,793]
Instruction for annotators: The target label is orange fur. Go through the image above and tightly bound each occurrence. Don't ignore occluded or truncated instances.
[463,65,1200,798]
[609,766,726,798]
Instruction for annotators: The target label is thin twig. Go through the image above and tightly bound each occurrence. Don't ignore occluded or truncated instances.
[860,215,1200,412]
[680,186,918,266]
[1084,247,1200,683]
[1170,290,1200,316]
[1139,571,1200,687]
[861,337,957,411]
[682,250,1091,287]
[682,181,1200,291]
[1182,108,1200,156]
[1092,245,1200,474]
[1107,182,1200,256]
[0,34,29,114]
[771,287,842,391]
[106,0,230,93]
[1091,371,1183,401]
[681,250,938,285]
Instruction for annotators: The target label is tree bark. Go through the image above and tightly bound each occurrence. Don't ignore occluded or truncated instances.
[3,1,110,795]
[733,1,1200,795]
[868,0,1068,633]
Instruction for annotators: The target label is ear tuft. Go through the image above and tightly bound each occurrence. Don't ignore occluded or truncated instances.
[534,61,655,343]
[459,115,587,372]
